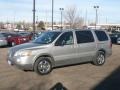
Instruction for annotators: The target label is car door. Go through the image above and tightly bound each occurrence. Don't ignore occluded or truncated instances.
[51,31,77,66]
[75,30,97,62]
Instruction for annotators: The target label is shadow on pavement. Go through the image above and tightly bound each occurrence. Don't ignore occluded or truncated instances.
[0,45,10,48]
[92,66,120,90]
[50,82,68,90]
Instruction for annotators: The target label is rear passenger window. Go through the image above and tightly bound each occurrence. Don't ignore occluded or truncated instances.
[95,31,108,41]
[75,31,94,44]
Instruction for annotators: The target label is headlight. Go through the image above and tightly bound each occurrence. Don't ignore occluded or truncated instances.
[14,50,33,57]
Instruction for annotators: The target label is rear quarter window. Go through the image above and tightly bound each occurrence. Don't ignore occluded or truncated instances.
[75,31,94,44]
[95,31,108,41]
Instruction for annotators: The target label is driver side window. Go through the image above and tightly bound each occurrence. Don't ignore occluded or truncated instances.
[55,31,74,46]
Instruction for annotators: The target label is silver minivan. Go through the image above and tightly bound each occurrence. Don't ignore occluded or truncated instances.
[7,30,112,75]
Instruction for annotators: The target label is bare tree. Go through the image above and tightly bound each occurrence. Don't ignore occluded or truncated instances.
[37,21,45,30]
[0,22,4,29]
[64,6,84,29]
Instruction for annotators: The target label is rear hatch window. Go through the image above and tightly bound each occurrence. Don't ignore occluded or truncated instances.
[95,31,108,41]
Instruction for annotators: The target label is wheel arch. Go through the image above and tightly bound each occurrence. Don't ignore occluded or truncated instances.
[33,53,55,69]
[98,49,106,57]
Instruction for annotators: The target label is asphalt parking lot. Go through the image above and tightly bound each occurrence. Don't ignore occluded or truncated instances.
[0,45,120,90]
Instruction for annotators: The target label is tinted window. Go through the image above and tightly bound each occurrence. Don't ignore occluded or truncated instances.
[2,33,8,37]
[55,32,74,46]
[75,31,94,44]
[110,33,120,37]
[0,34,4,38]
[10,33,21,37]
[19,32,31,36]
[95,31,108,41]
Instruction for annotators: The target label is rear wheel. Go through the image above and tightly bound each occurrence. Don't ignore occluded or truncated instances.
[93,51,105,66]
[34,57,52,75]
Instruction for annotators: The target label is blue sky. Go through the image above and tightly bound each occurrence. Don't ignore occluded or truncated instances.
[0,0,120,24]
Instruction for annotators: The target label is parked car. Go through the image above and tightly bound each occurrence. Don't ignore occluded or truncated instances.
[0,32,30,46]
[7,33,31,46]
[109,33,120,44]
[117,37,120,44]
[7,30,112,75]
[0,32,8,47]
[18,32,33,40]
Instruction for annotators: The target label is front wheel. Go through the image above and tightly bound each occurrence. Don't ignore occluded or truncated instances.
[34,57,52,75]
[93,51,105,66]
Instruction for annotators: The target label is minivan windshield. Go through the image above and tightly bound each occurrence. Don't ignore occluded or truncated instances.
[33,31,61,44]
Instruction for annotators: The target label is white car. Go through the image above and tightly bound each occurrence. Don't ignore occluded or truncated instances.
[117,37,120,44]
[0,33,7,47]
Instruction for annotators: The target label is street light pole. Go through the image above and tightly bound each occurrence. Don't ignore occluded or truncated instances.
[36,16,38,30]
[94,5,99,29]
[52,0,54,30]
[33,0,36,36]
[59,8,64,30]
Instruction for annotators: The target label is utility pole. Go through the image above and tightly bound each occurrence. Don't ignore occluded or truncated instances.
[36,16,38,30]
[13,11,16,30]
[59,8,64,30]
[33,0,36,36]
[94,5,99,29]
[52,0,54,30]
[85,9,88,26]
[45,10,48,29]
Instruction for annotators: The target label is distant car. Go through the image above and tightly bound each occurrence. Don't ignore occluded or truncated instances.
[117,37,120,44]
[0,33,8,47]
[0,32,30,46]
[7,33,31,46]
[109,33,120,44]
[18,32,33,40]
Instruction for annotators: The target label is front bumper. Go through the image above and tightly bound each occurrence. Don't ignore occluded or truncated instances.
[7,56,34,70]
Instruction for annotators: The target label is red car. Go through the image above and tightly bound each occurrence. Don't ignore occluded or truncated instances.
[4,33,30,46]
[18,32,33,40]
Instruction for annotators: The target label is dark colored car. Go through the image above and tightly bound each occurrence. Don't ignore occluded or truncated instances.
[109,33,120,44]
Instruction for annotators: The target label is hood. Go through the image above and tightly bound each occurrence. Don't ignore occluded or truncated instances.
[9,42,47,56]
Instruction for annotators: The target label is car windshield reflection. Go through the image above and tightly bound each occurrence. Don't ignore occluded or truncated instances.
[33,31,61,44]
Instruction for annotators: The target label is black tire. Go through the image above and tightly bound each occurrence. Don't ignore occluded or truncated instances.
[93,51,105,66]
[34,57,52,75]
